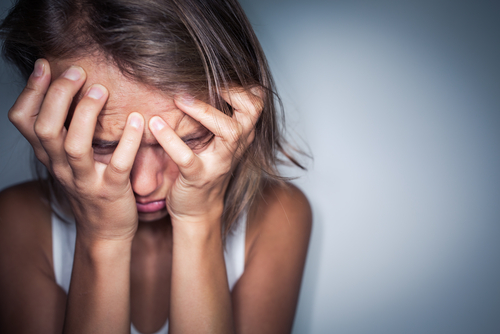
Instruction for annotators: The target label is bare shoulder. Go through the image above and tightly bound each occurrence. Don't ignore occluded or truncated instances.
[0,180,50,211]
[0,180,52,249]
[234,182,312,334]
[246,181,312,255]
[0,181,65,332]
[0,180,53,275]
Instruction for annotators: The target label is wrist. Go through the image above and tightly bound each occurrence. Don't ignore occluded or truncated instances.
[73,215,138,244]
[75,231,133,265]
[170,202,223,229]
[170,214,223,244]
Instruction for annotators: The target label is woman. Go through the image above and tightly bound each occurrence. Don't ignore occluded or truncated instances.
[0,0,312,333]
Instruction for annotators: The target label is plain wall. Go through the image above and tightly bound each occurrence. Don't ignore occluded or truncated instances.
[1,0,500,333]
[0,0,32,187]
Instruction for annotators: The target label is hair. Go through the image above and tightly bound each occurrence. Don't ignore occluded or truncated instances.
[0,0,305,236]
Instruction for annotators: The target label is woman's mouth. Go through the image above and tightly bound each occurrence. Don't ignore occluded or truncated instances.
[136,200,166,213]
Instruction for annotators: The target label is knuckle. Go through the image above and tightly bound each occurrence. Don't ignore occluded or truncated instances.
[51,164,67,182]
[109,161,129,176]
[64,142,86,161]
[178,151,196,169]
[47,82,71,99]
[7,107,24,125]
[34,120,57,141]
[249,86,265,107]
[250,86,265,98]
[8,88,46,127]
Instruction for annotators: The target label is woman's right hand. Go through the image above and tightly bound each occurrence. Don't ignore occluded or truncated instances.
[8,59,145,242]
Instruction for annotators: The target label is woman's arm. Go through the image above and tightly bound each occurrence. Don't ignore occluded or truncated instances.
[150,90,311,333]
[5,59,144,333]
[169,217,234,333]
[63,235,133,333]
[233,183,312,334]
[0,182,66,333]
[0,182,136,334]
[167,182,311,334]
[149,90,263,333]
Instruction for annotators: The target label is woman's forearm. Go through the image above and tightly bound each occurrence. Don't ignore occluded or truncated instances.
[63,233,133,334]
[169,218,235,334]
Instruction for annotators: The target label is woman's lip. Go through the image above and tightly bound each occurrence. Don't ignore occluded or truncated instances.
[136,200,166,213]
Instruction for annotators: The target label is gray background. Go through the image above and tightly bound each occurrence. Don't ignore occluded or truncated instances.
[1,0,500,333]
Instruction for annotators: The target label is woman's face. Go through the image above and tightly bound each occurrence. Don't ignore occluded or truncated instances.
[49,57,211,223]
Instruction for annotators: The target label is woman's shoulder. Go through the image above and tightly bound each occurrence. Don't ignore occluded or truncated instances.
[249,181,312,227]
[245,181,312,259]
[0,180,52,222]
[0,182,65,331]
[0,180,53,265]
[234,181,311,331]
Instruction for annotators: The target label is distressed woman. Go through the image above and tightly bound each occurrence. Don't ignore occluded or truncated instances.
[0,0,312,333]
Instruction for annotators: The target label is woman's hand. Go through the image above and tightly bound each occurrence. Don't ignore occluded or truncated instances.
[149,90,263,227]
[8,59,145,242]
[150,90,263,334]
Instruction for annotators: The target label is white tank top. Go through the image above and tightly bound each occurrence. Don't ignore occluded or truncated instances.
[51,206,247,334]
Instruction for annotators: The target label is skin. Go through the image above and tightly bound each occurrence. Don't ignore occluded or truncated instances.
[0,57,312,334]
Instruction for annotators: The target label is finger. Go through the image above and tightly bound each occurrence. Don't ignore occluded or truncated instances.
[104,112,145,185]
[149,116,202,177]
[219,87,264,132]
[65,84,109,178]
[174,95,242,143]
[34,65,86,168]
[8,59,52,165]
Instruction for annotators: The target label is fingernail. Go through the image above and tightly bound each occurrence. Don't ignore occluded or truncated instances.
[33,59,44,77]
[179,94,195,106]
[151,117,165,131]
[129,113,142,129]
[87,85,105,100]
[63,66,83,81]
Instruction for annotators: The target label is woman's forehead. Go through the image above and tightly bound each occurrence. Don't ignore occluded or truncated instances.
[49,57,203,140]
[50,57,176,112]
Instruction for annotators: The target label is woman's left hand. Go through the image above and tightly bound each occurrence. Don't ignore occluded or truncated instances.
[149,88,263,227]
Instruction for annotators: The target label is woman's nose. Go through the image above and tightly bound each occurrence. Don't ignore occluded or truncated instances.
[130,148,164,197]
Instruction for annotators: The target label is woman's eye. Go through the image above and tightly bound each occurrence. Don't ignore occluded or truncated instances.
[184,133,214,150]
[92,143,117,155]
[92,143,117,164]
